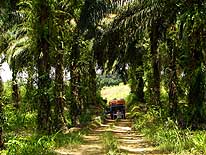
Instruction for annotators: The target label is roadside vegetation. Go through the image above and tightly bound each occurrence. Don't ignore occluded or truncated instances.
[1,0,206,154]
[132,107,206,155]
[1,131,84,155]
[103,85,206,155]
[0,82,86,155]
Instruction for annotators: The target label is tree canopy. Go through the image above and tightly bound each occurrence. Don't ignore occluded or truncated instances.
[1,0,206,153]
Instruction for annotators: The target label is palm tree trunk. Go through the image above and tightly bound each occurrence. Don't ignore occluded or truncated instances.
[0,77,4,149]
[12,79,20,109]
[137,74,145,103]
[26,66,35,111]
[70,63,81,125]
[54,53,67,130]
[0,103,3,149]
[188,65,204,127]
[167,39,178,118]
[187,28,205,128]
[150,23,160,107]
[88,58,97,106]
[37,42,51,133]
[12,65,20,109]
[36,0,51,133]
[129,64,145,103]
[136,56,145,103]
[70,36,81,126]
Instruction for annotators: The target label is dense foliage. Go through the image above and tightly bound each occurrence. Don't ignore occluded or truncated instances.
[97,73,123,88]
[0,0,206,154]
[95,0,206,129]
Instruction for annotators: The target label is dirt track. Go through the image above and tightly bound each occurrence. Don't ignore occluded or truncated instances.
[54,119,166,155]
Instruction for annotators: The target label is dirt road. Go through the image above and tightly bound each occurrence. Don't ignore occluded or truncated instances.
[54,119,166,155]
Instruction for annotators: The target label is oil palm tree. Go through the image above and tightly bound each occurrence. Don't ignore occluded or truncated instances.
[0,76,3,149]
[69,0,113,125]
[0,0,23,109]
[177,0,206,127]
[94,0,180,109]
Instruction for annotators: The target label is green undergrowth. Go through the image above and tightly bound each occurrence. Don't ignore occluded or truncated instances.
[132,108,206,155]
[101,131,122,155]
[101,119,129,155]
[1,130,85,155]
[86,116,103,130]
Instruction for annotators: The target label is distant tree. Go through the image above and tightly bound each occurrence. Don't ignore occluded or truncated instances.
[0,0,22,109]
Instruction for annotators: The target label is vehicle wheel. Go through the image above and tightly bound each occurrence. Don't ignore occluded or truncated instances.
[123,111,126,119]
[111,114,113,119]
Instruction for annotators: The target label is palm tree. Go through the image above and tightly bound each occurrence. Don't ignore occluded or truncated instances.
[34,0,52,133]
[93,1,157,105]
[0,76,3,149]
[0,0,22,109]
[93,1,192,121]
[69,0,112,125]
[166,37,178,118]
[178,0,206,127]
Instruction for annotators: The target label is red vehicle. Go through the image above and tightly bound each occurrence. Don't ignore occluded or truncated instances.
[108,98,126,119]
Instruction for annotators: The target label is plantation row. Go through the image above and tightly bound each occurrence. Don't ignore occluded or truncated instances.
[1,0,206,154]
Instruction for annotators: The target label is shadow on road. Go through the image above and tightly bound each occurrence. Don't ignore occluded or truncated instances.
[54,119,167,155]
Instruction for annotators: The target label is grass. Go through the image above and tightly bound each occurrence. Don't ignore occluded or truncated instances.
[101,84,206,155]
[1,104,85,155]
[1,131,85,155]
[0,83,130,155]
[101,131,121,155]
[101,83,130,104]
[132,109,206,155]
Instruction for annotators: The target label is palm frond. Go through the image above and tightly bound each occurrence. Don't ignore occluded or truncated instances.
[3,24,30,67]
[94,0,179,72]
[78,0,112,33]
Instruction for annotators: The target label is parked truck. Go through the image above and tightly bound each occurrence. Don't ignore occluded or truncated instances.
[108,98,126,119]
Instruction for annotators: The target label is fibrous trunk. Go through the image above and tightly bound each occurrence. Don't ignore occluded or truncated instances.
[70,36,81,126]
[187,28,205,128]
[0,77,3,149]
[150,23,160,107]
[137,74,145,103]
[167,39,178,118]
[12,65,20,109]
[36,0,51,133]
[12,79,20,109]
[54,53,67,130]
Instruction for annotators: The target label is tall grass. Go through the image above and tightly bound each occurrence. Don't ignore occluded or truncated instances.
[133,108,206,154]
[2,103,84,155]
[4,105,37,131]
[1,131,84,155]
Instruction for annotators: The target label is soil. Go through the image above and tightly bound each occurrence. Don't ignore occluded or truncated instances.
[54,119,168,155]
